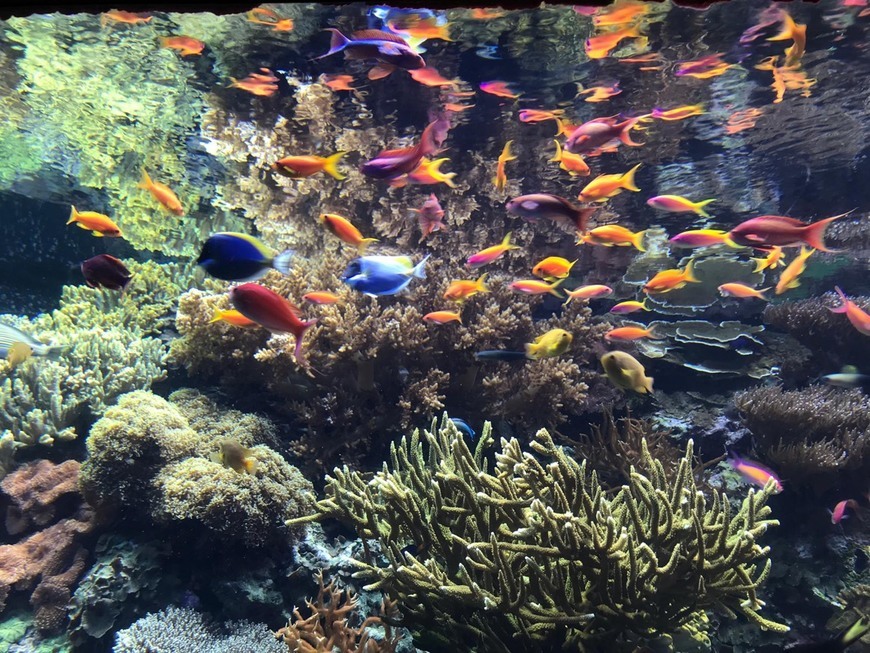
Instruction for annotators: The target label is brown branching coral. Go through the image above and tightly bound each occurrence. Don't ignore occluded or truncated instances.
[275,571,402,653]
[734,385,870,494]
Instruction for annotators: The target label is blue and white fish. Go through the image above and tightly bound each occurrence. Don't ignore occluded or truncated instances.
[197,232,294,282]
[342,255,429,296]
[449,418,476,441]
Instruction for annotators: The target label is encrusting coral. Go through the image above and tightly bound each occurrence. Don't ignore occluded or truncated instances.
[288,415,785,652]
[80,389,314,550]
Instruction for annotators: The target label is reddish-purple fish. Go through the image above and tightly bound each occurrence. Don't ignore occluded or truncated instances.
[565,116,642,155]
[728,454,783,493]
[506,194,597,233]
[727,211,852,251]
[81,254,132,291]
[411,193,446,242]
[361,119,443,179]
[315,28,424,70]
[831,499,858,524]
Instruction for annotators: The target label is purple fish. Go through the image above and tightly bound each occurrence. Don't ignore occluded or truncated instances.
[315,28,424,70]
[565,117,642,155]
[506,194,597,233]
[411,193,446,242]
[81,254,132,291]
[361,119,441,179]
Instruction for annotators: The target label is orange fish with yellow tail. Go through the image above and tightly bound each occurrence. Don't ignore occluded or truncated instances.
[160,36,205,56]
[550,140,590,177]
[273,152,347,181]
[139,169,184,215]
[210,308,259,328]
[444,275,489,302]
[319,213,378,253]
[579,224,647,251]
[67,207,123,238]
[775,246,814,295]
[578,164,641,202]
[829,287,870,336]
[492,140,517,193]
[643,260,700,294]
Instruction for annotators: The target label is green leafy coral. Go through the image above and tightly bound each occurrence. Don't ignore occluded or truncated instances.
[289,416,786,652]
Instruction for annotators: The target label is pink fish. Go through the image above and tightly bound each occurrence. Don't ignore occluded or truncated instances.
[411,193,447,243]
[728,454,783,493]
[564,116,643,156]
[727,211,853,251]
[360,118,445,180]
[831,499,858,524]
[829,286,870,336]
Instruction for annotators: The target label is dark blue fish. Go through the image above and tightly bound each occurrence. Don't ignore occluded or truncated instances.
[81,254,132,291]
[315,28,424,70]
[474,350,528,362]
[197,232,294,282]
[449,418,476,441]
[342,255,428,296]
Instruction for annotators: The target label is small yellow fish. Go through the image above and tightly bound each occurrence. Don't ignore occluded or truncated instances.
[532,256,577,280]
[210,439,258,474]
[525,328,573,360]
[579,225,647,252]
[6,342,33,368]
[210,308,259,328]
[752,246,785,272]
[444,275,489,302]
[578,164,642,202]
[601,350,653,394]
[549,140,590,177]
[775,246,814,295]
[492,140,517,192]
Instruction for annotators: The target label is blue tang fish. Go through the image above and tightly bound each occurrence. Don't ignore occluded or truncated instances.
[197,232,294,282]
[342,255,429,296]
[449,418,476,441]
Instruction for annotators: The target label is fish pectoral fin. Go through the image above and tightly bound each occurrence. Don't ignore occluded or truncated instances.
[92,231,104,237]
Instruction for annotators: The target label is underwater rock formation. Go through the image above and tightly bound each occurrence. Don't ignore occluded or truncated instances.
[80,390,314,550]
[288,415,784,651]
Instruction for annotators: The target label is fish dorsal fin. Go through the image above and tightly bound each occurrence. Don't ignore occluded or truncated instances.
[352,29,407,44]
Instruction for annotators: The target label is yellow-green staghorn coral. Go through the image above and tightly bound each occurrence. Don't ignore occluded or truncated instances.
[289,416,786,652]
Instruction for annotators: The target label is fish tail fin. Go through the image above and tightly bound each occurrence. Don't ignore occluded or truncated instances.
[441,172,458,188]
[751,257,766,273]
[412,255,430,279]
[621,163,642,191]
[803,210,852,252]
[549,139,562,163]
[632,229,648,252]
[503,139,517,161]
[571,207,591,233]
[67,206,79,225]
[243,456,258,475]
[829,286,849,313]
[272,249,296,275]
[684,258,700,283]
[619,118,643,146]
[138,168,153,190]
[768,12,797,41]
[293,318,318,368]
[501,231,519,251]
[840,617,870,649]
[316,28,349,59]
[695,199,716,218]
[322,151,347,180]
[209,309,224,324]
[44,345,69,361]
[357,238,379,254]
[642,374,654,394]
[524,342,539,360]
[641,297,652,311]
[548,278,564,298]
[758,287,772,299]
[476,272,489,292]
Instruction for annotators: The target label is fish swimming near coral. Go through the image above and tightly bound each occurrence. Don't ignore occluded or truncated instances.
[493,140,517,192]
[600,350,653,394]
[728,454,783,493]
[139,169,184,216]
[610,299,651,313]
[668,229,731,248]
[727,212,852,251]
[67,206,122,238]
[565,116,643,155]
[411,194,447,242]
[342,255,429,296]
[577,164,642,202]
[209,308,259,328]
[563,285,614,304]
[506,194,596,233]
[580,224,647,251]
[210,440,258,474]
[828,286,870,336]
[394,157,456,188]
[466,233,519,268]
[423,310,461,324]
[5,341,32,368]
[784,616,870,652]
[650,105,706,121]
[532,256,577,281]
[444,274,489,302]
[822,365,870,389]
[360,118,444,179]
[643,260,700,294]
[525,328,573,360]
[160,36,205,56]
[0,323,64,361]
[604,325,659,342]
[273,152,347,180]
[449,418,476,440]
[752,246,785,272]
[718,283,770,300]
[197,232,294,282]
[550,140,590,177]
[81,254,132,291]
[648,195,716,217]
[319,213,379,253]
[315,28,425,71]
[510,279,564,297]
[229,284,316,367]
[775,246,814,295]
[246,7,294,31]
[302,292,342,305]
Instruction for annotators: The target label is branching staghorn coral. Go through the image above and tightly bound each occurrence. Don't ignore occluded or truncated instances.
[288,416,785,652]
[734,385,870,494]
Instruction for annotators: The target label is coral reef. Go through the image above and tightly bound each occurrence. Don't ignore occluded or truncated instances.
[733,385,870,494]
[275,570,402,653]
[288,415,784,652]
[80,389,315,550]
[113,605,286,653]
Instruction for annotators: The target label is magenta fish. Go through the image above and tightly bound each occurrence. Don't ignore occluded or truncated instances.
[315,28,424,70]
[81,254,132,292]
[361,119,442,179]
[565,116,642,155]
[411,193,446,243]
[831,499,858,524]
[728,454,783,493]
[727,211,852,251]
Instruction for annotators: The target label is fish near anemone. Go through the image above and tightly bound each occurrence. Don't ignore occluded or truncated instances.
[822,365,870,389]
[466,233,520,268]
[0,323,64,360]
[492,140,517,192]
[787,617,870,653]
[67,206,122,238]
[139,169,184,215]
[273,152,347,181]
[563,285,613,305]
[210,308,259,328]
[727,211,853,251]
[718,283,770,300]
[648,195,716,217]
[197,232,294,282]
[302,292,341,305]
[727,454,783,493]
[643,260,700,294]
[444,274,489,302]
[506,194,596,233]
[775,246,814,295]
[342,255,429,297]
[600,350,653,394]
[360,118,442,179]
[510,279,564,298]
[650,104,706,121]
[550,140,590,177]
[479,80,521,99]
[160,36,205,56]
[610,299,651,313]
[532,256,577,281]
[525,328,573,360]
[565,116,643,155]
[229,283,316,367]
[210,440,258,474]
[577,164,642,202]
[319,213,379,253]
[668,229,731,248]
[423,310,462,324]
[315,29,425,71]
[829,286,870,336]
[411,193,447,242]
[579,224,647,251]
[81,255,132,291]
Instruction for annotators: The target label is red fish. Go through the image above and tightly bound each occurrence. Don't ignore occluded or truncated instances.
[831,499,858,524]
[360,118,445,179]
[408,67,457,88]
[411,194,447,242]
[727,211,852,251]
[81,255,132,291]
[320,74,357,92]
[246,7,294,31]
[480,80,521,99]
[101,10,151,26]
[565,116,643,155]
[229,68,280,97]
[229,284,316,367]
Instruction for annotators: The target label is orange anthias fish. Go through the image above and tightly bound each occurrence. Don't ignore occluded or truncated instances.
[411,193,447,242]
[408,66,457,88]
[579,225,647,251]
[577,163,642,202]
[67,206,122,238]
[480,80,521,99]
[675,54,734,79]
[303,291,342,305]
[444,274,489,302]
[593,0,649,27]
[210,308,259,328]
[604,325,659,342]
[246,7,294,31]
[550,141,590,177]
[775,246,814,295]
[752,246,785,272]
[510,279,564,297]
[728,454,783,493]
[579,84,622,102]
[405,158,457,187]
[273,152,347,181]
[101,10,151,26]
[423,310,462,324]
[718,283,770,300]
[829,286,870,336]
[229,68,280,97]
[470,8,506,19]
[139,169,184,215]
[492,141,517,192]
[532,256,577,281]
[518,109,565,125]
[466,233,519,268]
[585,26,642,60]
[651,104,706,121]
[768,11,807,68]
[563,285,613,304]
[725,108,763,134]
[643,260,700,294]
[320,73,357,92]
[444,102,475,113]
[386,15,453,42]
[160,36,205,56]
[319,213,378,253]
